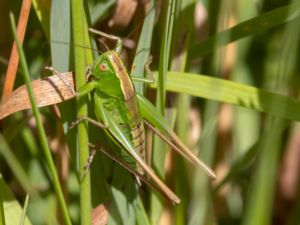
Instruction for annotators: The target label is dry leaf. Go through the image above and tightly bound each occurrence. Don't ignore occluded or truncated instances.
[0,72,76,120]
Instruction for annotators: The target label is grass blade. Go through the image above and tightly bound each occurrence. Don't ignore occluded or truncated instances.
[71,0,92,224]
[150,71,300,121]
[151,0,176,223]
[0,174,32,225]
[131,0,156,94]
[0,192,5,225]
[19,195,29,225]
[0,135,33,194]
[242,1,300,224]
[189,3,300,58]
[9,12,72,225]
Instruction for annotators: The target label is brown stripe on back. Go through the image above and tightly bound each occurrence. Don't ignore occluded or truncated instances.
[108,51,135,101]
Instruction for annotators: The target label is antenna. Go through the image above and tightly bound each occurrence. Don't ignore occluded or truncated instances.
[51,1,157,54]
[89,1,157,52]
[50,40,103,54]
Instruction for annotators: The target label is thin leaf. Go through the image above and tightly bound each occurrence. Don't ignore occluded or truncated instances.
[131,0,156,94]
[9,13,72,225]
[20,195,29,225]
[188,3,300,58]
[151,0,176,222]
[71,0,92,223]
[31,0,50,39]
[0,174,32,225]
[0,191,5,225]
[50,0,70,72]
[0,135,34,194]
[150,72,300,122]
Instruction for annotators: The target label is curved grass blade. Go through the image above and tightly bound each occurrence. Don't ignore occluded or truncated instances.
[9,13,72,225]
[189,3,300,58]
[20,195,29,225]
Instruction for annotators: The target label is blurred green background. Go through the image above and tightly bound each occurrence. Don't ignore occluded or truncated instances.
[1,0,300,225]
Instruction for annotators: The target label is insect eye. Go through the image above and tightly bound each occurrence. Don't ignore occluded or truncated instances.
[99,63,108,72]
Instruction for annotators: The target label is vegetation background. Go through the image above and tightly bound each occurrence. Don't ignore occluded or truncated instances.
[0,0,300,225]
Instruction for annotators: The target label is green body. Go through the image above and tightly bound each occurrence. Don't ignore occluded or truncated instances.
[80,50,145,173]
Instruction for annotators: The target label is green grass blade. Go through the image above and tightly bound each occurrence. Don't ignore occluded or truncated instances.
[0,174,32,225]
[71,0,92,224]
[151,0,176,223]
[50,0,70,72]
[31,0,50,39]
[19,195,29,225]
[169,0,195,223]
[0,135,33,194]
[189,3,300,58]
[242,118,286,225]
[131,0,156,94]
[50,0,79,177]
[242,1,300,224]
[156,0,176,112]
[150,71,300,121]
[9,13,72,225]
[135,196,150,225]
[0,193,5,225]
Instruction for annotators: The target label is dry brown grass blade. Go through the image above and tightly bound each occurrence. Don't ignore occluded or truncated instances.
[2,0,32,99]
[0,72,76,120]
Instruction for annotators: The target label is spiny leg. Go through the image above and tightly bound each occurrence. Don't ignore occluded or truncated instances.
[68,115,106,181]
[70,116,107,129]
[69,116,108,180]
[88,143,178,203]
[80,148,97,182]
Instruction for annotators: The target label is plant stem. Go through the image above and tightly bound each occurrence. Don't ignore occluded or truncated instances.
[71,0,92,224]
[9,12,72,225]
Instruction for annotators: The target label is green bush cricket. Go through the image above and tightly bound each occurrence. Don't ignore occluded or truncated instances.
[67,29,216,205]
